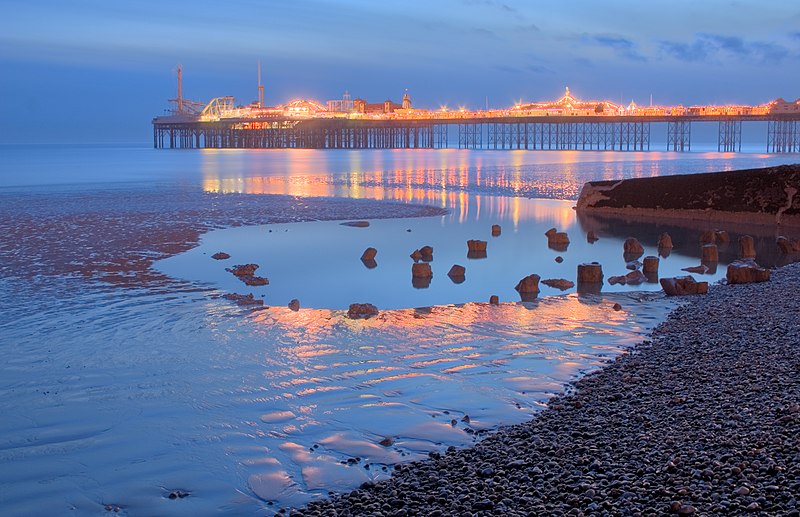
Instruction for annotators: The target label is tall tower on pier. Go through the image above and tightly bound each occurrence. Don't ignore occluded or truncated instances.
[402,89,412,109]
[257,61,265,108]
[167,65,185,113]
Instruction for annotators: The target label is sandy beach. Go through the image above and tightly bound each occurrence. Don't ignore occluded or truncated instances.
[2,156,799,515]
[0,186,445,286]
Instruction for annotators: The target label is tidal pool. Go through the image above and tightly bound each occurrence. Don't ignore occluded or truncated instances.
[156,196,743,310]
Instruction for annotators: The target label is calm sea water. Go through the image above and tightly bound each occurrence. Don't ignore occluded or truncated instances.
[1,144,798,515]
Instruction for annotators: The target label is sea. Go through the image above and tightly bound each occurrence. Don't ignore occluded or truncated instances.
[0,139,798,515]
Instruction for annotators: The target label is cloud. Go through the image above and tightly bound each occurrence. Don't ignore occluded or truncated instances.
[470,27,498,39]
[494,64,521,74]
[526,64,554,74]
[461,0,516,13]
[659,33,790,64]
[582,33,646,62]
[658,39,709,62]
[493,63,553,75]
[515,23,540,33]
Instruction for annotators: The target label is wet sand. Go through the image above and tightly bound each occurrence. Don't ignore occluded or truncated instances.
[0,186,445,287]
[1,183,676,514]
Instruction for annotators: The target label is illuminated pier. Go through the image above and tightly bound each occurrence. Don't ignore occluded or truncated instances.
[153,76,800,152]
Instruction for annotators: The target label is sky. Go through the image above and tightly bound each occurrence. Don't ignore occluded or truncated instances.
[1,0,799,143]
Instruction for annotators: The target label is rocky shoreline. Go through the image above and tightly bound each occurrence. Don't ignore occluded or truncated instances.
[292,263,800,516]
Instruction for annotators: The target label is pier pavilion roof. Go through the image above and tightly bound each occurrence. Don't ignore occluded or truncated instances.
[512,87,621,113]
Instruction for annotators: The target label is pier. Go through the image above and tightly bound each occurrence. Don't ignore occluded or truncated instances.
[153,81,800,153]
[154,115,799,153]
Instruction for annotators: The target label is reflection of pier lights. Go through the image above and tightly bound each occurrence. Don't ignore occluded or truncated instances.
[718,120,742,152]
[667,120,691,152]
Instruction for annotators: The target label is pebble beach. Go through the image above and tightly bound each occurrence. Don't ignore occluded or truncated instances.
[295,262,800,516]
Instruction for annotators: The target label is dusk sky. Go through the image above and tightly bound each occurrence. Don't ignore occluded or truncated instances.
[2,0,799,143]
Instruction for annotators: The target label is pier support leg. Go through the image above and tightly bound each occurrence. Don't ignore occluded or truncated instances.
[667,120,691,151]
[767,120,798,153]
[718,120,742,152]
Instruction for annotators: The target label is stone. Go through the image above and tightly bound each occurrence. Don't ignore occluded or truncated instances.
[412,263,433,278]
[491,224,501,236]
[448,275,465,285]
[577,262,604,284]
[612,302,622,311]
[410,249,423,262]
[715,230,730,243]
[447,264,466,278]
[473,500,493,511]
[288,299,300,311]
[412,276,432,289]
[587,230,599,243]
[608,275,627,286]
[699,230,716,244]
[682,264,709,274]
[340,220,369,227]
[211,252,230,260]
[243,275,269,286]
[625,270,646,285]
[222,293,264,307]
[419,245,434,260]
[727,259,770,284]
[623,237,645,257]
[555,256,564,263]
[467,240,487,252]
[378,437,394,447]
[625,260,642,270]
[227,263,259,277]
[777,236,793,253]
[361,247,377,261]
[361,258,377,269]
[542,278,574,290]
[546,229,570,251]
[658,232,674,249]
[515,274,541,294]
[660,275,708,296]
[489,295,499,305]
[739,235,757,259]
[347,303,379,319]
[467,250,487,260]
[643,256,659,274]
[701,244,719,263]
